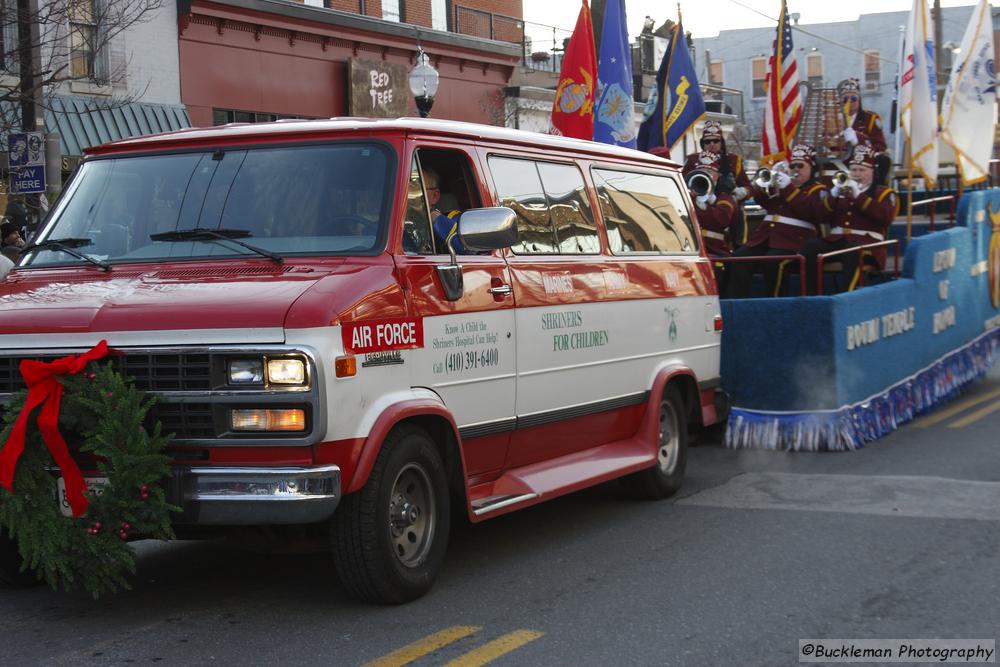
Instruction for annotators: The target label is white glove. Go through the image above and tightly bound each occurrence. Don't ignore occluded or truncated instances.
[831,185,842,198]
[846,180,861,198]
[732,186,748,201]
[843,127,858,145]
[696,193,715,210]
[774,170,792,189]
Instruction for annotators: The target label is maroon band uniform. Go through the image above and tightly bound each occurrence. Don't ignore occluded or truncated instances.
[827,184,898,270]
[696,192,738,256]
[851,109,887,153]
[748,180,833,251]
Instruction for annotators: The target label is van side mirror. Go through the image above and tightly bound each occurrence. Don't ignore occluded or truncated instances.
[458,207,518,252]
[435,207,518,302]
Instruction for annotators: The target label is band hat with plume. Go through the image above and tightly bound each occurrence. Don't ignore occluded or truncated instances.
[701,120,723,140]
[838,78,862,96]
[788,144,816,163]
[849,144,878,168]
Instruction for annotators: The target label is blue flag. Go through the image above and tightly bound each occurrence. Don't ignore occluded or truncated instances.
[594,0,636,147]
[637,23,706,153]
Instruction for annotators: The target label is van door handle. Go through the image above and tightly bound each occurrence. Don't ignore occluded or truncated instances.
[487,284,513,296]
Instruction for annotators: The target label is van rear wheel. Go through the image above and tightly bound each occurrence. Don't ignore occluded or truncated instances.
[331,425,450,604]
[621,385,688,500]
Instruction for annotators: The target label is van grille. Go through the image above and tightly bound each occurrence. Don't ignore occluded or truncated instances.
[149,402,217,439]
[0,352,212,394]
[0,348,317,445]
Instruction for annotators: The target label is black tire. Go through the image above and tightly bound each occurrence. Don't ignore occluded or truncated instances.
[331,425,450,604]
[0,528,40,589]
[621,385,689,500]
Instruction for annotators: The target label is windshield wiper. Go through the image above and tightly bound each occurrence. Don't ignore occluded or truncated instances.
[150,228,283,264]
[20,238,110,271]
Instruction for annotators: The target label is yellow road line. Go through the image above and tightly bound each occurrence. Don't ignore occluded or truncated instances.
[947,399,1000,429]
[914,386,1000,428]
[442,629,544,667]
[363,626,481,667]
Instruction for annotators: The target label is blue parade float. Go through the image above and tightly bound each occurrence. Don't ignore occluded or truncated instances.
[720,188,1000,451]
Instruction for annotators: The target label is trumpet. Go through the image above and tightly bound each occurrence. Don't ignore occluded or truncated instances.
[754,161,784,195]
[832,171,850,187]
[686,169,714,198]
[754,167,774,189]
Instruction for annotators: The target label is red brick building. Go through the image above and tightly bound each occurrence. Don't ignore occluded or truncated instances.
[177,0,524,127]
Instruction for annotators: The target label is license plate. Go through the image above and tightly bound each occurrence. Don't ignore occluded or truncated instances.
[56,476,108,517]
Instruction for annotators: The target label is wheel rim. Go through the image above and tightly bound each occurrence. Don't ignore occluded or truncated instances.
[658,400,680,474]
[388,462,436,568]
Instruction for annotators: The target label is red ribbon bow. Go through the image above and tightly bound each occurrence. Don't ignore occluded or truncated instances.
[0,340,110,518]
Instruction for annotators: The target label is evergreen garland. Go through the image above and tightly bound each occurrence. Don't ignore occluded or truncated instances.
[0,361,176,597]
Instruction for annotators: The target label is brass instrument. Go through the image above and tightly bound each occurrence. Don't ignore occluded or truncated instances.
[753,161,788,197]
[832,171,850,188]
[686,170,714,198]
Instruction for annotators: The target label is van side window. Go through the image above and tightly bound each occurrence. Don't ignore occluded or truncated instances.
[411,148,483,255]
[489,157,556,254]
[536,162,599,253]
[591,168,699,254]
[489,157,598,255]
[402,155,434,254]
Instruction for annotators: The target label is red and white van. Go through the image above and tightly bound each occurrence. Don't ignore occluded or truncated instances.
[0,118,723,603]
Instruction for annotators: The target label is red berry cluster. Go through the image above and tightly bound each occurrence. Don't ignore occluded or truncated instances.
[139,483,149,500]
[86,521,102,535]
[118,522,131,540]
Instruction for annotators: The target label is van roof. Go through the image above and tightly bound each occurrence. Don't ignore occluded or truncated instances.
[84,117,679,167]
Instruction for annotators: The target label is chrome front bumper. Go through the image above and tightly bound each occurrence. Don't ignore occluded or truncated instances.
[173,465,341,525]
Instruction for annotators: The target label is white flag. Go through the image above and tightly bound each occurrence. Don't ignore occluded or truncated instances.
[941,0,997,186]
[899,0,939,186]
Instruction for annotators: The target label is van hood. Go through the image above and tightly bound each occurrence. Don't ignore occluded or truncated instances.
[0,263,342,339]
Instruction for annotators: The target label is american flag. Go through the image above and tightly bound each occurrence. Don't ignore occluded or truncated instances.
[761,0,802,163]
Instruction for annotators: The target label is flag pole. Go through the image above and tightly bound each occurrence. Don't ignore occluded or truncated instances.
[907,137,914,241]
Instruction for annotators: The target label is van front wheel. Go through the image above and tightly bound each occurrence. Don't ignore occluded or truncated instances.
[331,426,450,604]
[621,385,688,500]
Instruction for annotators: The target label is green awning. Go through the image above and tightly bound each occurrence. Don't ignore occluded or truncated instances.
[46,95,191,157]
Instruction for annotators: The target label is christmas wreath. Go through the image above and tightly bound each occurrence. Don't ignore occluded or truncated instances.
[0,340,177,597]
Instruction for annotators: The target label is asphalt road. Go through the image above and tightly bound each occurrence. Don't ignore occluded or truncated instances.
[3,369,999,666]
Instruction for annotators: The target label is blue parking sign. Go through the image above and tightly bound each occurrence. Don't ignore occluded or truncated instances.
[10,165,46,194]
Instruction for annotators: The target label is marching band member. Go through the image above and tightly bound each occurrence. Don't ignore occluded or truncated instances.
[838,78,887,154]
[689,151,738,293]
[683,121,752,199]
[726,144,833,298]
[683,121,752,245]
[801,145,898,294]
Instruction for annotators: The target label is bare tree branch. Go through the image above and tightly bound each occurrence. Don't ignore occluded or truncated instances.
[0,0,163,138]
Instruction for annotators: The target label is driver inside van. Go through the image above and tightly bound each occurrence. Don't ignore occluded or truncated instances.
[421,168,468,254]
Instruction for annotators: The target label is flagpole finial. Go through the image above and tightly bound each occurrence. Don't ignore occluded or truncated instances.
[677,3,683,25]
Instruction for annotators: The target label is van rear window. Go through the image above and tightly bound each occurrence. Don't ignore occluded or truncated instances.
[591,168,699,255]
[25,142,394,267]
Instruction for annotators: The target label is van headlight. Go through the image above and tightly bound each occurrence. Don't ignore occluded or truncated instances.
[266,358,306,385]
[227,356,309,388]
[229,359,264,384]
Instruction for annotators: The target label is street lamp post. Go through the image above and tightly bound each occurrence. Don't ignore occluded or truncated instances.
[408,49,439,118]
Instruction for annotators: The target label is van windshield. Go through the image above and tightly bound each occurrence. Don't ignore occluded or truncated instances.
[23,142,394,267]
